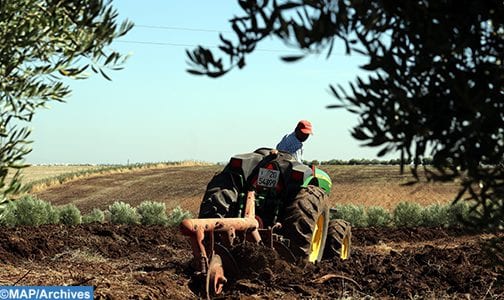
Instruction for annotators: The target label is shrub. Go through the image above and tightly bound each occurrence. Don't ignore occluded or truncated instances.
[82,208,105,224]
[447,201,471,227]
[421,203,450,227]
[393,201,423,227]
[14,196,59,226]
[167,206,192,226]
[331,204,367,227]
[366,206,391,227]
[108,201,139,225]
[46,202,60,224]
[58,204,81,225]
[0,201,18,227]
[137,201,169,225]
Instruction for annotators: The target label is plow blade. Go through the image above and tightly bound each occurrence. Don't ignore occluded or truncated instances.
[204,244,239,299]
[205,254,225,298]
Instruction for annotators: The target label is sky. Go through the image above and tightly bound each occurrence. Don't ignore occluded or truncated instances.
[27,1,398,165]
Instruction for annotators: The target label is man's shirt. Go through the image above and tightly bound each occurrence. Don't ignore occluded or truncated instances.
[276,132,303,162]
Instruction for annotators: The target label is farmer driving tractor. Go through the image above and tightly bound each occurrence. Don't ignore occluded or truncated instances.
[276,120,313,163]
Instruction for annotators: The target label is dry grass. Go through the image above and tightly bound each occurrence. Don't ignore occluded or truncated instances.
[52,249,107,264]
[12,165,100,183]
[10,161,211,183]
[17,161,212,193]
[323,165,461,209]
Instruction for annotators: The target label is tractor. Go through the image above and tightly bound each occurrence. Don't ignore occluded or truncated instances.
[180,148,351,298]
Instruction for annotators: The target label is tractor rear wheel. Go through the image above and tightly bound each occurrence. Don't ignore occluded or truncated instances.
[280,185,329,263]
[323,219,352,260]
[198,171,239,218]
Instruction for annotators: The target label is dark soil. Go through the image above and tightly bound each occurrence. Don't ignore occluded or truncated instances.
[0,225,502,299]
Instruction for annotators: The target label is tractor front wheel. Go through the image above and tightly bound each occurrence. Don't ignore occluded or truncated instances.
[280,185,329,263]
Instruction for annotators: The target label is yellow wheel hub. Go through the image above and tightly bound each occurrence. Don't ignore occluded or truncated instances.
[340,234,350,260]
[308,214,325,263]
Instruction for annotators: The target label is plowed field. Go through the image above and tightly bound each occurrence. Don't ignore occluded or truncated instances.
[1,165,502,299]
[0,225,502,299]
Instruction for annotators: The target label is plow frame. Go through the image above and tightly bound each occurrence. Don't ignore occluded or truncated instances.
[179,190,295,298]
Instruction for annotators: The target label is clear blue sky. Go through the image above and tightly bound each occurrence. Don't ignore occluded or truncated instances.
[27,1,398,165]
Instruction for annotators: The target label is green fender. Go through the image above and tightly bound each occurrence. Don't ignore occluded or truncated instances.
[301,168,332,195]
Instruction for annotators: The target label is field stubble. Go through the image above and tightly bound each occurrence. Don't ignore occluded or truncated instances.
[29,164,461,214]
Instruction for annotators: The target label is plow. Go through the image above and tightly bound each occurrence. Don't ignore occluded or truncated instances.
[180,190,297,297]
[180,148,352,298]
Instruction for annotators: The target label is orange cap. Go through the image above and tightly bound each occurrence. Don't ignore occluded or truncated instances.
[296,120,313,134]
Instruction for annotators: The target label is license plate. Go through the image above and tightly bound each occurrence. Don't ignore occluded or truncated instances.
[257,168,280,188]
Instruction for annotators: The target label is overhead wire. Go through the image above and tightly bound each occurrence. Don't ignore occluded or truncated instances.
[119,24,295,53]
[134,24,232,33]
[117,24,359,56]
[115,40,299,53]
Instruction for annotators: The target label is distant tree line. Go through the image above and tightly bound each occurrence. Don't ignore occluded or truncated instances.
[308,157,434,166]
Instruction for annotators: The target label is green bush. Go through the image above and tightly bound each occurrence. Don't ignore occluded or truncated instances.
[447,201,471,227]
[58,204,82,225]
[331,204,367,227]
[13,196,59,226]
[393,201,423,227]
[46,202,60,224]
[167,206,192,226]
[108,201,139,225]
[366,206,391,227]
[82,208,105,224]
[421,203,450,227]
[137,201,169,225]
[0,201,18,227]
